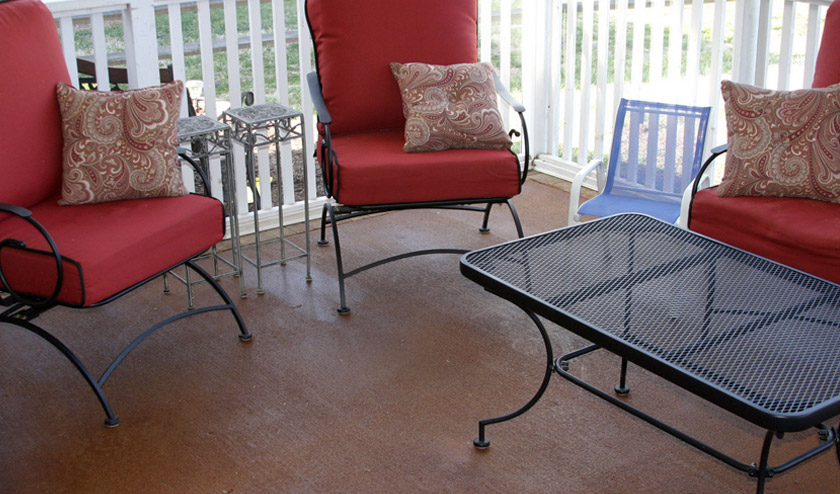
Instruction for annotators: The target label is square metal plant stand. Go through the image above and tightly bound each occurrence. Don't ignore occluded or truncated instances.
[169,115,245,306]
[223,103,311,294]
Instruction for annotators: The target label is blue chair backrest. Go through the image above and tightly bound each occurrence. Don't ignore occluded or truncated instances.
[604,99,711,202]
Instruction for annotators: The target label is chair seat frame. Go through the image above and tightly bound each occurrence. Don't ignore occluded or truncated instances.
[307,73,530,314]
[0,153,251,426]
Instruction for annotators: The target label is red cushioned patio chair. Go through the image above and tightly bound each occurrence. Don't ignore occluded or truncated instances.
[0,0,251,426]
[685,0,840,284]
[305,0,529,314]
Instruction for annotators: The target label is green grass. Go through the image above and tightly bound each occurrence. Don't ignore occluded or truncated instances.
[161,0,303,108]
[70,0,304,108]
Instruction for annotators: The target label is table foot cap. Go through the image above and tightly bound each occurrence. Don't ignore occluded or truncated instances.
[614,385,630,395]
[473,438,490,449]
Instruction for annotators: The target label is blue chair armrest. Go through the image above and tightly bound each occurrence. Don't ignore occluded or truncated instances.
[568,159,605,226]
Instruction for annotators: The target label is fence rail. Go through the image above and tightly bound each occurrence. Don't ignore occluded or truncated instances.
[43,0,832,226]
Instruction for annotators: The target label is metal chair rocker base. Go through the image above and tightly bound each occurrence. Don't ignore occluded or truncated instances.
[0,259,252,427]
[318,197,524,314]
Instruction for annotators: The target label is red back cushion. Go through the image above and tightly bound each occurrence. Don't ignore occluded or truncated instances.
[305,0,479,135]
[813,0,840,88]
[0,0,70,208]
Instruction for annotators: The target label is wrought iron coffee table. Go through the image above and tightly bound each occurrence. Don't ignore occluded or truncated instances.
[460,213,840,493]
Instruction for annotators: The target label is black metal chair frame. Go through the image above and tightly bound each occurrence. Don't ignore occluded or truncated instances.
[0,153,252,427]
[306,72,530,314]
[686,142,728,228]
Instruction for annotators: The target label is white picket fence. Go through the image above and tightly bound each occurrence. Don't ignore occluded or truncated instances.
[44,0,833,227]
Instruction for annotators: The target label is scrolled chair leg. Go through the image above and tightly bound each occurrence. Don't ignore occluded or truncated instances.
[5,317,121,427]
[185,260,252,341]
[324,203,350,315]
[479,203,492,233]
[507,199,524,238]
[318,203,330,246]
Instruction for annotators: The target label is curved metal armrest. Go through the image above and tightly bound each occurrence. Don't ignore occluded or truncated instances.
[568,158,605,226]
[0,203,32,219]
[176,148,212,196]
[307,71,337,197]
[0,202,63,308]
[679,143,728,229]
[307,72,332,125]
[691,143,728,199]
[493,71,525,113]
[492,72,530,184]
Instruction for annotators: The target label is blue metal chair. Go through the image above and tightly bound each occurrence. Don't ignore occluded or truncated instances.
[568,99,711,225]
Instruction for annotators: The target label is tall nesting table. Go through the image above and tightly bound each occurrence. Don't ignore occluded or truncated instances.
[223,103,311,294]
[460,213,840,493]
[174,115,244,303]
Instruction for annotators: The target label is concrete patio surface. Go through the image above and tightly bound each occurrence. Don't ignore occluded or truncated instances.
[1,176,838,493]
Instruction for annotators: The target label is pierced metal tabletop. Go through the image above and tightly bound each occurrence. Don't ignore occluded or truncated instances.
[177,115,229,139]
[223,103,302,126]
[461,213,840,432]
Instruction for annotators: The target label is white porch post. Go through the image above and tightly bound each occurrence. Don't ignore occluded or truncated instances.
[733,0,761,84]
[522,0,552,162]
[123,0,160,88]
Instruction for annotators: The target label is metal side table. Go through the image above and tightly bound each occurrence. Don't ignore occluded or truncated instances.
[222,103,311,294]
[170,115,244,305]
[461,213,840,494]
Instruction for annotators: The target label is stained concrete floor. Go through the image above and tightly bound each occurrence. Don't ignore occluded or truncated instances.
[1,176,838,493]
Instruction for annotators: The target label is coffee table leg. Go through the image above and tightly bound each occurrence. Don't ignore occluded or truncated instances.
[474,309,554,449]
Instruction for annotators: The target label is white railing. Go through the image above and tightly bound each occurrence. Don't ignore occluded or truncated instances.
[44,0,832,225]
[532,0,833,189]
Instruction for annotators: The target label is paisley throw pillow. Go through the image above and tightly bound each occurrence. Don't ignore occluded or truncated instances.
[390,62,512,153]
[56,81,188,205]
[718,80,840,203]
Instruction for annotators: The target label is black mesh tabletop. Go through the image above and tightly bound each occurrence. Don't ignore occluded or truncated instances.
[460,213,840,432]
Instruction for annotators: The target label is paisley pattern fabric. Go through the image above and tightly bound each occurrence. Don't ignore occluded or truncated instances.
[718,80,840,203]
[390,62,512,152]
[56,81,187,205]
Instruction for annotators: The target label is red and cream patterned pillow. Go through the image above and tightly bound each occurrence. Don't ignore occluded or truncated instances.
[389,62,512,153]
[56,81,188,205]
[718,80,840,203]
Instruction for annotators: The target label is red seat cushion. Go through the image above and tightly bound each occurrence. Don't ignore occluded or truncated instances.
[689,188,840,284]
[0,195,224,306]
[0,0,70,209]
[306,0,479,135]
[317,130,521,206]
[813,0,840,88]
